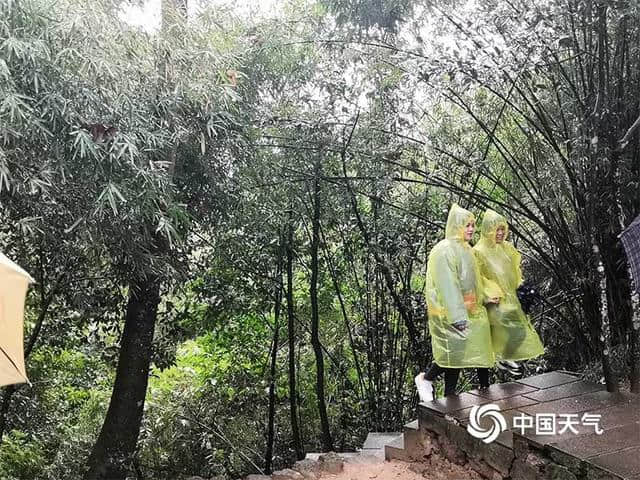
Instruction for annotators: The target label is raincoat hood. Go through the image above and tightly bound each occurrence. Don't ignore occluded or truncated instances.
[480,209,509,246]
[445,204,475,242]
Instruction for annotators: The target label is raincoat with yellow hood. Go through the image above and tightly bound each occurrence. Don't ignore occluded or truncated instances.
[425,204,495,368]
[473,209,544,361]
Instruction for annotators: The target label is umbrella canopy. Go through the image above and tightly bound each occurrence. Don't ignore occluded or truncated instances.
[0,253,34,387]
[621,214,640,295]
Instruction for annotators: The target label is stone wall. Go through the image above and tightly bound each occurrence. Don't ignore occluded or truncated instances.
[414,412,622,480]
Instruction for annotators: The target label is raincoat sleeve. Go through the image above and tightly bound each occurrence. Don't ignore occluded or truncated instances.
[481,275,504,303]
[432,249,468,325]
[473,251,504,302]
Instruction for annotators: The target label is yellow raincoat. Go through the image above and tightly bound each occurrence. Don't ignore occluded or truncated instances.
[425,204,495,368]
[473,209,544,361]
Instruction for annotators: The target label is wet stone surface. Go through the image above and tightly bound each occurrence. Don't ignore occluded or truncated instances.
[590,445,640,478]
[515,371,580,389]
[522,380,603,403]
[425,392,492,415]
[550,422,640,459]
[520,390,631,416]
[590,399,640,428]
[468,382,538,401]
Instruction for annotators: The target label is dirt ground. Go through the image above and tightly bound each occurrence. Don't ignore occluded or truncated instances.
[318,455,483,480]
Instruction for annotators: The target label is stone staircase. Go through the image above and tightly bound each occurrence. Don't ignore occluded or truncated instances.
[242,371,639,480]
[244,435,393,480]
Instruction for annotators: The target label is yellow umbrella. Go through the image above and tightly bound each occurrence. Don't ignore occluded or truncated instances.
[0,253,33,387]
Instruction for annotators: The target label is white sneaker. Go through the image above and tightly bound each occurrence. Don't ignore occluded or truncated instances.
[497,360,522,376]
[415,373,434,403]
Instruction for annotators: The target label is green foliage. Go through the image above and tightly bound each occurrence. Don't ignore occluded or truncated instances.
[0,347,111,480]
[0,431,46,480]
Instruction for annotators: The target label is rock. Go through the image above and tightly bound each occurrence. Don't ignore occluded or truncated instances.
[318,452,344,474]
[481,442,514,476]
[295,470,318,480]
[408,462,430,476]
[512,436,530,458]
[420,412,450,437]
[510,460,533,480]
[585,464,622,480]
[467,458,505,480]
[419,434,435,457]
[272,468,305,480]
[440,440,467,466]
[548,449,583,475]
[293,458,320,479]
[510,456,544,480]
[547,463,578,480]
[245,475,272,480]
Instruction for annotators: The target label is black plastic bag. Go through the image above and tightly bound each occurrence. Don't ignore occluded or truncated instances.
[516,282,543,314]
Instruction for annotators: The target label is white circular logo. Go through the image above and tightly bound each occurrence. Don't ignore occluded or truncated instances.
[466,403,507,444]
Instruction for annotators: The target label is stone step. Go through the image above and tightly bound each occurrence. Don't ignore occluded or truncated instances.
[405,419,419,430]
[384,434,410,461]
[344,452,386,464]
[361,432,402,450]
[378,420,430,462]
[403,418,421,455]
[304,451,360,462]
[360,431,401,460]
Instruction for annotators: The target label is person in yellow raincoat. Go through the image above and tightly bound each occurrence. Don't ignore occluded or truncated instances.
[415,204,497,401]
[473,209,544,375]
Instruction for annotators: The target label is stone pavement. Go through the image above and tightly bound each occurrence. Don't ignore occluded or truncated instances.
[387,371,640,480]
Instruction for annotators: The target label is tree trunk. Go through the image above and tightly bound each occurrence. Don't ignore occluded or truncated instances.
[310,156,333,452]
[84,274,161,480]
[593,245,619,393]
[286,220,304,460]
[265,245,284,474]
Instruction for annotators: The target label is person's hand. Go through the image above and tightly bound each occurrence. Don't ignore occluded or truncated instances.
[452,320,468,332]
[486,296,500,304]
[451,320,468,339]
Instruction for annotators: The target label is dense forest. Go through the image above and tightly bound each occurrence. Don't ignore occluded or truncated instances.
[0,0,639,479]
